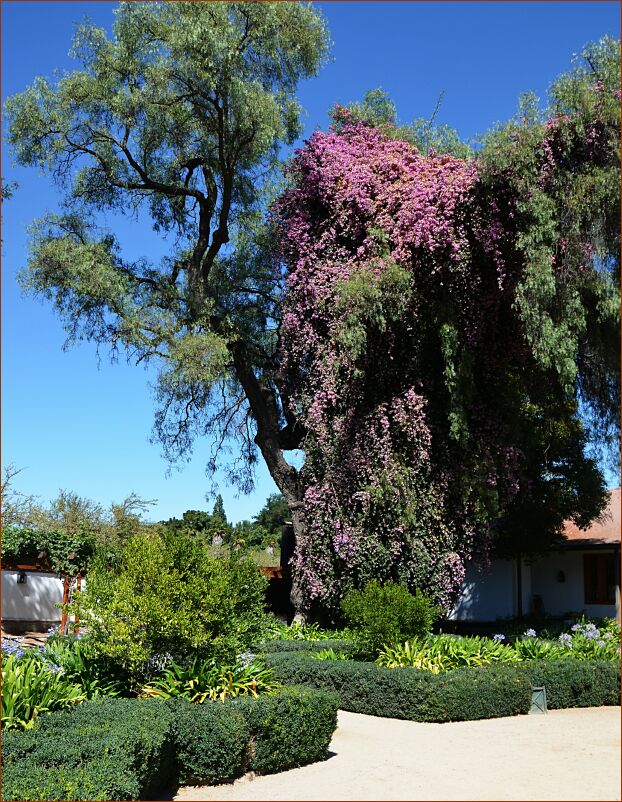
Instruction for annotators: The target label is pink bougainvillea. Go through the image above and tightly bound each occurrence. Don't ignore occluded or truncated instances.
[272,107,614,618]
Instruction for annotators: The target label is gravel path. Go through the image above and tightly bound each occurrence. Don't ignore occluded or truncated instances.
[172,706,620,801]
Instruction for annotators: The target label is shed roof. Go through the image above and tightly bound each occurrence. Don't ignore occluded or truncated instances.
[562,487,620,546]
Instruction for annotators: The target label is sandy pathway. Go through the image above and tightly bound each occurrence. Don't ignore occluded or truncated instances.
[172,706,621,801]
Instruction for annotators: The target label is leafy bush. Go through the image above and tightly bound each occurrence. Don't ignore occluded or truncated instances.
[42,635,125,698]
[141,657,278,703]
[2,689,339,800]
[71,532,268,683]
[1,652,85,731]
[171,700,250,785]
[377,634,519,671]
[235,686,339,773]
[521,659,621,709]
[264,652,531,722]
[259,639,356,654]
[1,525,95,574]
[2,698,176,800]
[341,581,438,654]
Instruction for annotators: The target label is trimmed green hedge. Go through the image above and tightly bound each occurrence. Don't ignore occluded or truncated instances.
[521,659,620,709]
[258,639,355,654]
[264,653,532,722]
[234,686,339,774]
[171,699,250,786]
[2,689,339,800]
[2,698,175,800]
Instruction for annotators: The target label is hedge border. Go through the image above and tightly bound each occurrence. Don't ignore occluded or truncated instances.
[2,688,339,801]
[264,652,620,721]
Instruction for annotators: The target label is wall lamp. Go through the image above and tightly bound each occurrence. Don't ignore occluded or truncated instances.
[16,571,27,585]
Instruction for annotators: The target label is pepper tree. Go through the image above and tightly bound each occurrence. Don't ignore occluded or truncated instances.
[6,1,328,609]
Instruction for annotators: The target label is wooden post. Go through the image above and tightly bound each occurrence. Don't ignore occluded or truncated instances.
[59,575,71,635]
[74,573,82,634]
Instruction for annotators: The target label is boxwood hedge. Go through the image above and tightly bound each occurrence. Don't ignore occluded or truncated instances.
[1,688,339,800]
[521,659,620,709]
[265,652,620,721]
[234,685,339,774]
[2,698,176,801]
[264,653,532,722]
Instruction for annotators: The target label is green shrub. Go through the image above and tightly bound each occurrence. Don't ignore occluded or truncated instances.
[377,634,519,671]
[171,700,250,785]
[521,659,621,709]
[42,635,125,699]
[1,653,85,731]
[235,686,339,773]
[417,666,531,722]
[71,532,268,683]
[141,657,279,702]
[170,687,338,784]
[341,581,438,654]
[2,698,175,800]
[259,639,355,654]
[265,653,532,722]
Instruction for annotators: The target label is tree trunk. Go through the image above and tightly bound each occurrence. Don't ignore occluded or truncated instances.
[230,343,308,618]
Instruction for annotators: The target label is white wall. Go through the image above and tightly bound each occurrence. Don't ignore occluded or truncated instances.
[1,570,64,625]
[449,559,516,621]
[530,549,617,619]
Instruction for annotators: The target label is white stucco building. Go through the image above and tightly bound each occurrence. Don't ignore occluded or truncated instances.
[449,488,621,623]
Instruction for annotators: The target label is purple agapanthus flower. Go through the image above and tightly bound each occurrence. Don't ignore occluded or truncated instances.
[524,628,537,638]
[559,633,573,646]
[492,633,505,641]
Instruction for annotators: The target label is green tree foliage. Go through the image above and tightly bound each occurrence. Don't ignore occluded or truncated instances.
[253,493,290,537]
[331,87,473,159]
[1,466,157,569]
[5,2,329,522]
[211,494,227,525]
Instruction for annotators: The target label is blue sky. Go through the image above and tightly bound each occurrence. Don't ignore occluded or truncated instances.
[2,2,619,523]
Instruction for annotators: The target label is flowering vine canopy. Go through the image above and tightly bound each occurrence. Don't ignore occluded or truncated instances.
[274,39,619,617]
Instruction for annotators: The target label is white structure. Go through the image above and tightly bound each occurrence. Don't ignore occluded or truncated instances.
[1,571,64,632]
[1,571,86,633]
[449,488,621,622]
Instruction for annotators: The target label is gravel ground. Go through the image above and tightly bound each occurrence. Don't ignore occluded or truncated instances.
[172,706,621,801]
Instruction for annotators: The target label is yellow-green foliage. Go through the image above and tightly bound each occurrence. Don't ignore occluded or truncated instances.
[71,532,268,683]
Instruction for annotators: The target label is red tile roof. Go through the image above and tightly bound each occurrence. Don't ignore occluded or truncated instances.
[563,487,621,545]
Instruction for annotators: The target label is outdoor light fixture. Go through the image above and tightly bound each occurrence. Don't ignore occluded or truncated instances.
[16,571,27,585]
[557,570,566,583]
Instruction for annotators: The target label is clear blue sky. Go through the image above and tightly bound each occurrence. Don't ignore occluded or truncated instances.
[2,2,619,523]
